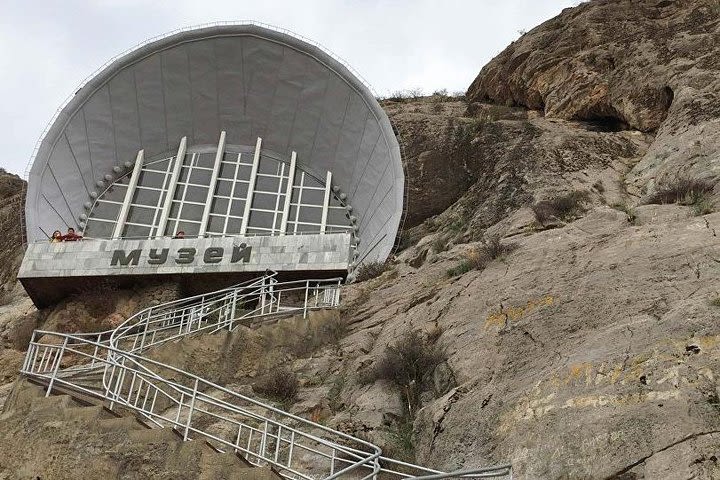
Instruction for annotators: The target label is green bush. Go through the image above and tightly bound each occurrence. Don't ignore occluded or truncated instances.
[693,197,714,216]
[446,261,473,277]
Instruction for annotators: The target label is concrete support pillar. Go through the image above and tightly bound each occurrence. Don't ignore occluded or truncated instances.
[157,136,187,237]
[112,149,144,239]
[279,151,297,236]
[240,137,262,236]
[198,131,226,237]
[320,171,332,235]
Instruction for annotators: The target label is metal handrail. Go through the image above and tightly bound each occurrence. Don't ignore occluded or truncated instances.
[23,332,381,479]
[20,271,511,479]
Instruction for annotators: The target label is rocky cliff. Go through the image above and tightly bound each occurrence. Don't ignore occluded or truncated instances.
[467,0,720,196]
[1,1,720,478]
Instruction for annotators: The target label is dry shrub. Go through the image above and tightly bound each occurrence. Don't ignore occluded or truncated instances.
[611,203,638,224]
[273,314,349,358]
[253,367,299,405]
[645,178,715,206]
[532,191,590,224]
[362,330,445,414]
[446,236,516,277]
[355,261,392,282]
[481,235,517,260]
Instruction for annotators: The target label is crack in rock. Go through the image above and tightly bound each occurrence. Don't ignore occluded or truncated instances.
[604,430,720,479]
[429,386,469,454]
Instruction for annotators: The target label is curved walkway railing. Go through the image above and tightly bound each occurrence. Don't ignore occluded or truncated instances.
[20,272,512,479]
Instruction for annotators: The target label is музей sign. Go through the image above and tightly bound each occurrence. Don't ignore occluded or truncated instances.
[111,243,252,266]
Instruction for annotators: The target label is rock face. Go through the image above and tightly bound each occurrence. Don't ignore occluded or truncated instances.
[2,1,720,479]
[467,0,720,195]
[0,380,277,479]
[0,169,24,292]
[386,96,650,248]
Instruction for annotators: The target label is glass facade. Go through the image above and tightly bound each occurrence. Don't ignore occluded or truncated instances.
[84,145,353,239]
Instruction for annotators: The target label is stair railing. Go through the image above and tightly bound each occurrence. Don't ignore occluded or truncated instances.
[19,271,512,479]
[23,330,382,479]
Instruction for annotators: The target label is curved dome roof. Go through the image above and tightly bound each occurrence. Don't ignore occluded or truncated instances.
[25,23,404,263]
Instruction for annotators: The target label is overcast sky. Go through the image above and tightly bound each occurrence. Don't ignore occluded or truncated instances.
[0,0,577,176]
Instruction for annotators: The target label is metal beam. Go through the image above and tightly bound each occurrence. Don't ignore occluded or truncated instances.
[279,151,297,236]
[157,136,187,237]
[112,149,144,239]
[240,137,262,236]
[198,131,226,237]
[320,170,332,235]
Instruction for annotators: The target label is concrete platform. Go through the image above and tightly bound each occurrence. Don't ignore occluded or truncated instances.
[18,233,351,307]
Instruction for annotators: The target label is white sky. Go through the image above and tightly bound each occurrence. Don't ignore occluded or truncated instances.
[0,0,578,176]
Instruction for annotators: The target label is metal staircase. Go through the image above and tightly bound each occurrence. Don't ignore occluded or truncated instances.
[19,272,512,479]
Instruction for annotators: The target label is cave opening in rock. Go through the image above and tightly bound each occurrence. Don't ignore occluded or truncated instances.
[663,86,674,110]
[580,116,630,132]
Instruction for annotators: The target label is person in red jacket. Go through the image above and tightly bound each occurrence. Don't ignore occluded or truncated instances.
[63,227,83,242]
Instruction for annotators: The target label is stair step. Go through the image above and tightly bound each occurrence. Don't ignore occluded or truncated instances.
[30,394,74,412]
[63,370,105,380]
[2,379,47,413]
[95,415,147,432]
[62,404,107,423]
[199,450,253,479]
[129,426,179,444]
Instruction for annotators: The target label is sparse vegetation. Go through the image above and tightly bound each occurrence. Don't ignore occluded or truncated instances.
[709,297,720,307]
[379,88,425,103]
[382,419,415,463]
[447,218,466,233]
[362,330,445,414]
[253,367,299,406]
[481,234,517,260]
[285,315,349,357]
[446,236,517,277]
[446,260,473,277]
[693,196,714,216]
[612,203,638,224]
[328,375,346,412]
[431,234,449,253]
[355,260,392,282]
[645,178,715,216]
[532,191,590,225]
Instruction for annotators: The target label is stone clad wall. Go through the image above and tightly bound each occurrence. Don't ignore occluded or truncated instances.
[18,233,351,279]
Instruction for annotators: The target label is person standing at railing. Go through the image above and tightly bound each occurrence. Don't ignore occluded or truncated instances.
[49,230,63,243]
[173,230,185,239]
[62,227,83,241]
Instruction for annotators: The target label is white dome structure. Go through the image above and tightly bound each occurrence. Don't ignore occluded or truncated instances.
[24,23,404,264]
